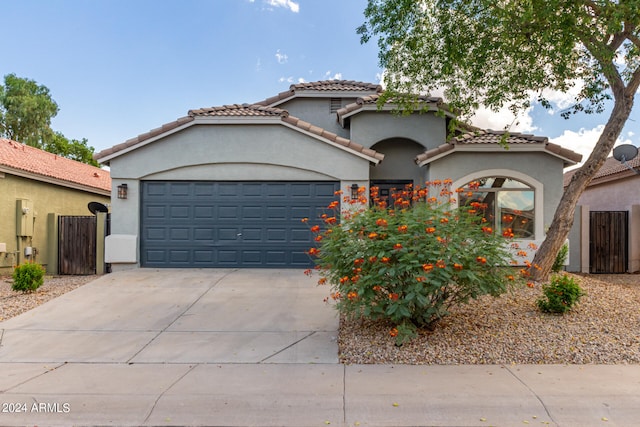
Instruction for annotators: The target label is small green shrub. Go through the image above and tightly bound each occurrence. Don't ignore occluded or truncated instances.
[537,274,584,314]
[551,243,569,273]
[12,262,45,293]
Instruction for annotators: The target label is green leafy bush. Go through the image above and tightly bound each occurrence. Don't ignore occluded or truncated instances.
[537,274,584,314]
[12,262,45,293]
[552,243,569,273]
[306,181,527,344]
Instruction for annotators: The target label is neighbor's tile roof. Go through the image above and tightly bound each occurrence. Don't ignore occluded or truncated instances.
[255,80,382,106]
[563,155,640,187]
[0,138,111,192]
[336,93,445,117]
[94,103,384,163]
[415,130,583,166]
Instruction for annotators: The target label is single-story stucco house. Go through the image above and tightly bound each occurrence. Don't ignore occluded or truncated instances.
[0,138,111,275]
[94,80,582,270]
[565,154,640,274]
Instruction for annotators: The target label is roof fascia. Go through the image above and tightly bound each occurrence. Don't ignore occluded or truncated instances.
[339,103,454,127]
[0,165,110,196]
[417,144,578,167]
[268,90,378,108]
[97,119,197,164]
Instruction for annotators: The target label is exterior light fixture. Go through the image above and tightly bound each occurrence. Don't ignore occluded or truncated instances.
[351,183,359,199]
[117,183,128,199]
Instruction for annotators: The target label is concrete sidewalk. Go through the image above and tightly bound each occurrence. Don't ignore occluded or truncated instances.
[0,269,639,426]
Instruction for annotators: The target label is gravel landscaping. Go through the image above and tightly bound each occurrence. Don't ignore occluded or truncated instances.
[339,273,640,365]
[0,274,97,322]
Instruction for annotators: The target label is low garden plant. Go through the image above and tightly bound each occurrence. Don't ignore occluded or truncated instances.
[305,181,530,345]
[12,262,46,293]
[537,273,584,314]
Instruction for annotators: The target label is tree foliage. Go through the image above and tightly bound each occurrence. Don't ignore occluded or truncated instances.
[0,74,98,166]
[359,0,640,281]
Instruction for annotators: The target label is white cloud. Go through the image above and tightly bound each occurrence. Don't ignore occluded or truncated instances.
[323,71,342,80]
[255,58,262,72]
[551,125,633,169]
[470,104,536,133]
[278,76,306,84]
[265,0,299,13]
[275,50,288,64]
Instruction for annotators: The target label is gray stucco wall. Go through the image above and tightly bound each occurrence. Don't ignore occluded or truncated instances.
[277,97,356,139]
[349,111,447,151]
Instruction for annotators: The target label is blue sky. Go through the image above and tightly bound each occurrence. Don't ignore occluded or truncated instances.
[2,0,638,167]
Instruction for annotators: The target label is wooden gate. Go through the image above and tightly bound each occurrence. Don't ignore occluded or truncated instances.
[590,211,628,273]
[58,216,97,275]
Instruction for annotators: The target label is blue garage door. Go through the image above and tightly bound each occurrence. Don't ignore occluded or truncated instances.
[140,181,339,268]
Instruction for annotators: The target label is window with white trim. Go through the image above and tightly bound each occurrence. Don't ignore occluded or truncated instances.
[459,177,535,239]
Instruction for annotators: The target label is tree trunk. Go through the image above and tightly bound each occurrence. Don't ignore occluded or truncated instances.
[531,92,636,282]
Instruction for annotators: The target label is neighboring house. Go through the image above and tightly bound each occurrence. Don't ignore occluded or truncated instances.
[94,80,581,270]
[0,138,111,275]
[565,155,640,273]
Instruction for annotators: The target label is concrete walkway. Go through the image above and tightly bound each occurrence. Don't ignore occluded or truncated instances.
[0,269,639,426]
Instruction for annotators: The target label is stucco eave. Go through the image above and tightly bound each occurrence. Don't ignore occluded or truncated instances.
[0,165,111,197]
[417,144,578,167]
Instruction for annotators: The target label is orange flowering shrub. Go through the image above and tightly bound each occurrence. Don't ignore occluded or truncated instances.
[307,181,525,345]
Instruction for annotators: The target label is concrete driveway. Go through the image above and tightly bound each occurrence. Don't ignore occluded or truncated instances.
[2,269,640,426]
[0,268,339,364]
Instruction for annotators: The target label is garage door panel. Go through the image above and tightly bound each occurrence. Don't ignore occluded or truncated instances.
[141,181,338,268]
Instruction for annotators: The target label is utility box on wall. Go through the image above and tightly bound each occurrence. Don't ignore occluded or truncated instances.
[16,199,34,237]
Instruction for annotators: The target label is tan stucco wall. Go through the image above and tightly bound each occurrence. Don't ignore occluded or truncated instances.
[0,173,110,275]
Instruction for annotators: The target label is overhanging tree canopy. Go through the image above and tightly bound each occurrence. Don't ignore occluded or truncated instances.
[359,0,640,281]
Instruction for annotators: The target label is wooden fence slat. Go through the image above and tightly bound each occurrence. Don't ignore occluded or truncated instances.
[589,211,628,274]
[58,216,97,275]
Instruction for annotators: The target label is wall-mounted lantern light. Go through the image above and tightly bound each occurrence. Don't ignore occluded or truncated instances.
[117,183,128,199]
[350,183,359,199]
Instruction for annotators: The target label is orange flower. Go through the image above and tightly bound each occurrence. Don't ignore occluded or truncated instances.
[528,242,538,250]
[455,187,465,193]
[347,291,358,300]
[390,328,399,337]
[303,269,312,276]
[526,282,535,288]
[301,217,309,223]
[397,225,408,233]
[416,276,426,282]
[381,257,390,263]
[440,217,449,224]
[339,276,350,284]
[327,201,339,209]
[482,226,493,234]
[310,225,320,233]
[436,260,446,268]
[368,256,378,263]
[330,292,341,300]
[376,218,388,227]
[324,216,337,225]
[388,293,399,301]
[308,247,319,256]
[422,263,434,272]
[425,227,436,234]
[368,232,378,239]
[334,190,343,196]
[393,243,403,250]
[517,250,528,257]
[453,263,463,270]
[506,275,515,281]
[372,285,382,292]
[317,277,327,285]
[476,256,487,264]
[314,235,323,242]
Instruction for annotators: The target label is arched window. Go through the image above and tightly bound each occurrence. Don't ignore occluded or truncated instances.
[459,177,535,239]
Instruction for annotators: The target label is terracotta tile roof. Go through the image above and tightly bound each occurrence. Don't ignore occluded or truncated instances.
[189,104,287,117]
[415,130,583,166]
[255,80,382,106]
[94,104,384,164]
[0,138,111,192]
[563,154,640,187]
[336,94,448,126]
